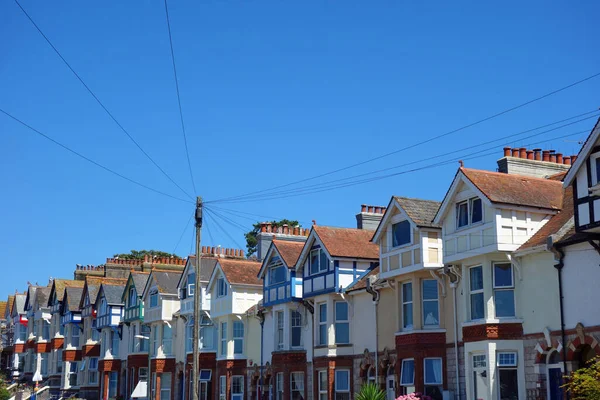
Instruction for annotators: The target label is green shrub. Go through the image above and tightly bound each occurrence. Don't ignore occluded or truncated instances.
[0,387,10,400]
[356,383,386,400]
[563,356,600,400]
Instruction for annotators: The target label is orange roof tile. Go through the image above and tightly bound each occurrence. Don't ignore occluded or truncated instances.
[314,226,379,259]
[345,267,379,292]
[218,259,262,286]
[461,168,563,210]
[0,301,7,320]
[272,240,304,267]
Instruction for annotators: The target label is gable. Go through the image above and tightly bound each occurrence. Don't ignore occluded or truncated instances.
[206,265,228,293]
[372,198,411,244]
[434,170,491,224]
[564,117,600,187]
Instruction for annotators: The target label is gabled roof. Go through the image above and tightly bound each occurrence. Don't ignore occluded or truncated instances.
[79,277,126,309]
[147,270,183,295]
[98,284,125,306]
[176,256,218,290]
[313,225,379,260]
[564,116,600,187]
[208,259,262,290]
[0,302,7,320]
[372,196,441,243]
[48,279,85,307]
[130,272,150,294]
[34,286,51,310]
[517,188,573,253]
[12,294,26,316]
[345,266,380,293]
[272,240,304,267]
[5,296,14,319]
[63,287,84,313]
[24,286,40,312]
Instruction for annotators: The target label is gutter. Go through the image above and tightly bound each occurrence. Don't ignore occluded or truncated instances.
[549,239,569,400]
[365,278,380,383]
[441,265,461,400]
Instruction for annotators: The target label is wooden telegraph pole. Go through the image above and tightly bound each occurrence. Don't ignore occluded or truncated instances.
[192,196,203,400]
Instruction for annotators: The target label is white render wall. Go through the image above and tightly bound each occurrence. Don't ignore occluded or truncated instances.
[562,242,600,328]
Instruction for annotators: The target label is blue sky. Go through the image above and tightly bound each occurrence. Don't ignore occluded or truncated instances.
[1,0,599,298]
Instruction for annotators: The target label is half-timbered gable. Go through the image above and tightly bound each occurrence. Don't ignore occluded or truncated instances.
[122,272,149,323]
[258,239,305,307]
[563,117,600,232]
[177,253,218,317]
[95,284,124,329]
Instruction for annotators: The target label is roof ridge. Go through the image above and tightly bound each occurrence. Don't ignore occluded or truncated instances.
[394,196,441,204]
[460,167,563,183]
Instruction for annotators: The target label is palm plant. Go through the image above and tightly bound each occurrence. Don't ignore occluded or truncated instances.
[356,383,386,400]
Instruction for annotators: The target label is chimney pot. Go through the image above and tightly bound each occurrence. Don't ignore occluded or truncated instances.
[550,153,557,163]
[282,224,289,234]
[512,149,520,158]
[563,156,571,165]
[361,204,367,212]
[260,223,267,233]
[571,155,578,163]
[374,206,381,214]
[240,250,245,258]
[556,153,563,164]
[542,150,550,162]
[533,149,542,161]
[526,150,534,160]
[519,147,527,158]
[503,147,511,157]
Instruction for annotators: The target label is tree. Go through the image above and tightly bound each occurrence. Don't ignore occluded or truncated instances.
[245,220,300,257]
[563,356,600,399]
[113,250,181,260]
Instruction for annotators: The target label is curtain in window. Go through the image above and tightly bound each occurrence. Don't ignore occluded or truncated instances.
[425,359,442,384]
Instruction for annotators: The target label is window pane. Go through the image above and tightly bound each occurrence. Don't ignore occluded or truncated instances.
[403,283,412,302]
[319,325,327,346]
[319,304,327,322]
[494,290,515,317]
[470,293,485,320]
[423,301,439,326]
[498,353,517,366]
[499,369,519,400]
[494,264,513,287]
[335,323,349,344]
[470,267,483,291]
[400,360,414,385]
[457,202,469,227]
[471,198,483,223]
[335,370,349,391]
[310,251,320,274]
[596,158,600,183]
[320,250,329,272]
[424,359,442,384]
[392,221,411,247]
[422,280,438,300]
[335,302,348,321]
[403,303,413,328]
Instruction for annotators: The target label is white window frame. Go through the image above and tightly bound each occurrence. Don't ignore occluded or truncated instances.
[276,372,284,400]
[140,325,150,352]
[497,352,519,400]
[400,358,415,387]
[217,278,227,297]
[188,273,196,296]
[456,197,483,229]
[290,310,302,349]
[186,318,194,353]
[139,367,148,381]
[129,287,137,308]
[318,370,327,400]
[423,357,443,398]
[149,289,159,308]
[334,301,350,344]
[276,311,284,350]
[309,248,329,275]
[269,262,286,286]
[318,303,327,346]
[160,372,172,400]
[402,282,413,330]
[220,322,227,356]
[334,369,350,400]
[233,321,244,355]
[470,197,483,224]
[422,279,439,327]
[71,325,80,348]
[290,372,304,400]
[108,371,118,398]
[231,375,244,400]
[111,330,120,357]
[152,326,159,356]
[392,220,411,248]
[219,376,226,400]
[592,153,600,186]
[88,357,98,385]
[162,324,173,356]
[493,263,515,318]
[469,265,485,321]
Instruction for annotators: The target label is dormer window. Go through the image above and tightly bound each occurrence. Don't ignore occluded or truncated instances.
[99,298,107,316]
[457,198,483,228]
[310,248,329,275]
[128,288,137,308]
[392,220,411,247]
[269,261,286,285]
[187,274,195,296]
[217,278,227,297]
[149,289,159,308]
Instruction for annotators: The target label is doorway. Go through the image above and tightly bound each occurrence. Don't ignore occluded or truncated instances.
[386,369,396,400]
[472,354,489,400]
[547,350,563,400]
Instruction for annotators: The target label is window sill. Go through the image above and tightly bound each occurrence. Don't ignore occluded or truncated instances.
[461,318,523,327]
[314,344,352,349]
[395,329,446,336]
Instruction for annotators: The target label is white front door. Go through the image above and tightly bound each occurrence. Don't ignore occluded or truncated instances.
[473,354,489,400]
[386,375,396,400]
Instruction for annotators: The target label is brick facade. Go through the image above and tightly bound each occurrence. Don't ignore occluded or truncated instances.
[272,351,308,400]
[462,322,524,342]
[62,349,82,361]
[50,337,64,350]
[216,359,247,400]
[185,353,217,400]
[313,355,354,400]
[150,358,177,400]
[395,332,447,395]
[35,342,51,353]
[83,343,101,357]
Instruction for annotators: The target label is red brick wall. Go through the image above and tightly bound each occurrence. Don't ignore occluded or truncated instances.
[216,359,247,400]
[35,342,51,353]
[63,349,82,361]
[313,356,354,400]
[462,322,523,342]
[395,332,447,395]
[83,344,101,357]
[185,353,217,400]
[271,352,308,400]
[99,359,121,372]
[14,344,25,353]
[50,338,64,350]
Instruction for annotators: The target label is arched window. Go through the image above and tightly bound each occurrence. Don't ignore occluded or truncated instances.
[547,350,560,365]
[367,366,376,384]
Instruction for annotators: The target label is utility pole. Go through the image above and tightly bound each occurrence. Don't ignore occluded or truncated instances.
[192,196,203,400]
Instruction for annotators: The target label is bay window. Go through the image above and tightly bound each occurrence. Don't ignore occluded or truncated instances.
[422,280,439,327]
[200,316,214,350]
[424,358,443,400]
[56,349,63,373]
[186,319,194,352]
[469,266,484,320]
[318,371,327,400]
[497,352,519,400]
[334,302,349,344]
[140,325,150,352]
[400,359,415,394]
[91,319,99,341]
[68,361,78,387]
[310,248,329,275]
[334,370,350,400]
[276,373,284,400]
[162,324,172,355]
[233,321,244,354]
[128,288,137,308]
[131,324,138,352]
[152,327,159,356]
[111,330,120,356]
[291,310,302,348]
[219,376,226,400]
[392,220,411,247]
[493,263,515,318]
[88,357,98,384]
[160,373,172,400]
[318,303,327,346]
[269,262,286,285]
[276,311,284,350]
[188,273,196,296]
[220,322,227,356]
[402,282,413,329]
[71,325,80,347]
[150,290,158,308]
[217,278,227,297]
[232,376,244,400]
[291,372,304,400]
[108,371,118,398]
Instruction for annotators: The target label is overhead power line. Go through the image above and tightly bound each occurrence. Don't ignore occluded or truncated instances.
[173,212,194,254]
[163,0,197,195]
[208,73,600,204]
[1,108,193,204]
[13,0,194,201]
[208,111,599,203]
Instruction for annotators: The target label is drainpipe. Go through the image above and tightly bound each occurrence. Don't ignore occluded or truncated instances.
[256,309,265,400]
[443,266,461,400]
[550,245,569,400]
[365,279,380,384]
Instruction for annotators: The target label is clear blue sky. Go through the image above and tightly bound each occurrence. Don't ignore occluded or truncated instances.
[1,0,599,298]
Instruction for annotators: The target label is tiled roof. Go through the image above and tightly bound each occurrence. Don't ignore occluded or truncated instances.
[272,240,304,267]
[130,272,150,294]
[0,302,7,320]
[517,189,573,251]
[5,296,14,319]
[218,259,262,286]
[14,294,26,314]
[394,197,441,228]
[51,279,85,304]
[64,287,84,311]
[151,270,183,294]
[461,168,563,210]
[314,226,380,260]
[35,287,51,309]
[345,267,379,292]
[101,284,125,305]
[187,256,218,281]
[85,277,127,305]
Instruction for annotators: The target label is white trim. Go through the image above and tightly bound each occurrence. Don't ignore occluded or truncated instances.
[564,117,600,187]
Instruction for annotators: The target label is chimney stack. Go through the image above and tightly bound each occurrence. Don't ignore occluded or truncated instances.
[497,147,571,178]
[356,204,386,230]
[256,221,308,261]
